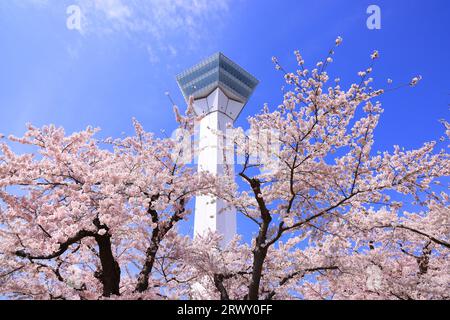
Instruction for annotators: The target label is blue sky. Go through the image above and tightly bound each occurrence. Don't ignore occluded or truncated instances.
[0,0,449,239]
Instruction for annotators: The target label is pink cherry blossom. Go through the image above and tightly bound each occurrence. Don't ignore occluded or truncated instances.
[0,39,448,300]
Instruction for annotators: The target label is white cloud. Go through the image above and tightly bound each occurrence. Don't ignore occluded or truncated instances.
[74,0,233,63]
[146,45,160,64]
[9,0,49,8]
[9,0,234,64]
[93,0,131,20]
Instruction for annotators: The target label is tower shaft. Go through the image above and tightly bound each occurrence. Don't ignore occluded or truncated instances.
[194,88,242,245]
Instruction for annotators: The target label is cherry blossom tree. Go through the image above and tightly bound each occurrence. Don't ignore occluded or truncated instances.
[0,105,210,299]
[0,38,448,300]
[185,38,449,300]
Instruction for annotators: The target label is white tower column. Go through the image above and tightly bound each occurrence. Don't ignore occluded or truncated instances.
[193,88,243,245]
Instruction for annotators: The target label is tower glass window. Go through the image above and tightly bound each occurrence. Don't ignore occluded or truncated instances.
[176,52,259,104]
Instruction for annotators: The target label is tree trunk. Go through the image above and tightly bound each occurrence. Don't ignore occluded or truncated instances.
[135,229,160,292]
[247,246,268,300]
[213,274,230,300]
[238,175,272,301]
[95,234,121,297]
[135,197,185,293]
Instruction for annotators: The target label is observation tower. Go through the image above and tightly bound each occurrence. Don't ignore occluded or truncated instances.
[176,52,258,244]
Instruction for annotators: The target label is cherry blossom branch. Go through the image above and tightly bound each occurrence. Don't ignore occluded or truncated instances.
[15,229,97,260]
[265,266,339,300]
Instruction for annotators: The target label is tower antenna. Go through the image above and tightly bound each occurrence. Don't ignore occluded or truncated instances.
[165,91,176,107]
